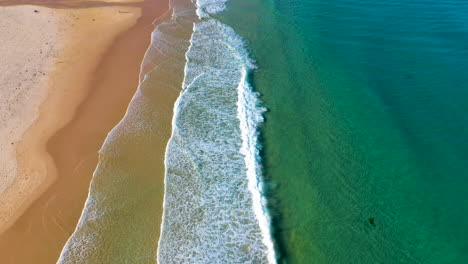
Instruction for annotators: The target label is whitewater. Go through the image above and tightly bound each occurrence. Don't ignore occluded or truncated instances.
[157,0,277,263]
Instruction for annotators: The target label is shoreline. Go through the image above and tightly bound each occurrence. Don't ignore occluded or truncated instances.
[0,0,169,263]
[57,1,196,261]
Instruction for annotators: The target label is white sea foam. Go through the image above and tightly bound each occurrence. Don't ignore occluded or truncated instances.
[237,68,277,264]
[158,18,276,263]
[192,0,230,18]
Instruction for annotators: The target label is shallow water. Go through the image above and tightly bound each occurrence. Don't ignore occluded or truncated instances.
[57,1,195,262]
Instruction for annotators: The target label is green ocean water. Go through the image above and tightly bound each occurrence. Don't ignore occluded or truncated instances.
[221,0,468,263]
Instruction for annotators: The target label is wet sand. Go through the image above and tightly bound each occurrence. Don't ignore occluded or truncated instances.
[0,0,168,263]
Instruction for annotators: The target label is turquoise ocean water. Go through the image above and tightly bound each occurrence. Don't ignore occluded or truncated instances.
[221,0,468,263]
[57,0,468,263]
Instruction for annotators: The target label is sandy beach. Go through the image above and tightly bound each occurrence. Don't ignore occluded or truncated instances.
[0,4,58,230]
[0,0,168,263]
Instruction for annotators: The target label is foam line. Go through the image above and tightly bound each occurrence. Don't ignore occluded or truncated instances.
[237,68,277,263]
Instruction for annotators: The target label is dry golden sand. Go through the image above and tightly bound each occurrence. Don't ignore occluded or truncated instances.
[0,0,141,233]
[0,4,58,228]
[0,0,168,263]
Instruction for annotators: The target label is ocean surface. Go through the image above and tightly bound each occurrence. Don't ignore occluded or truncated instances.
[58,0,468,263]
[220,0,468,263]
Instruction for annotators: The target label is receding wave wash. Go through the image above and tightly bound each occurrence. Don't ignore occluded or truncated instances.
[57,0,196,262]
[57,0,276,262]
